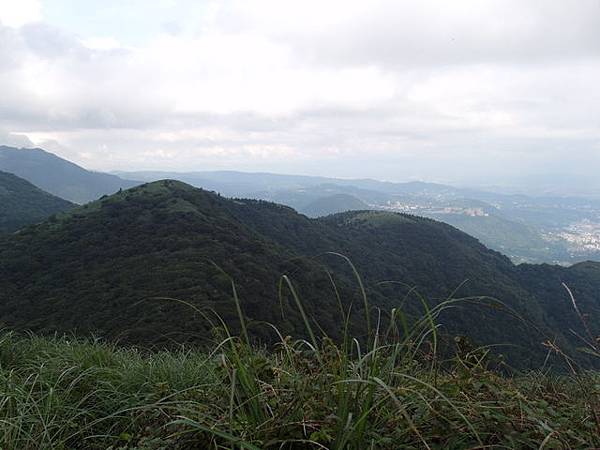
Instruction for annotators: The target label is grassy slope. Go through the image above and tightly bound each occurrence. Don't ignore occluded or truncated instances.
[1,329,598,450]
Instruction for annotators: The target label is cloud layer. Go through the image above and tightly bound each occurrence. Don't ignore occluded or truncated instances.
[0,0,599,190]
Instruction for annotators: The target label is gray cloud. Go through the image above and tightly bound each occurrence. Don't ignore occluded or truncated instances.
[218,0,600,67]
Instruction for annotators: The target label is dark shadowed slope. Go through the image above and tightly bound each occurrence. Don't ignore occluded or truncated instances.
[0,180,598,367]
[0,171,74,233]
[0,146,139,203]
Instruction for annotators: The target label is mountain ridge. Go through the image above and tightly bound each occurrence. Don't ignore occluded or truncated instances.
[115,169,600,265]
[1,179,599,368]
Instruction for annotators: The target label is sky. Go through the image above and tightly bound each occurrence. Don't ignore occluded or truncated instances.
[0,0,599,190]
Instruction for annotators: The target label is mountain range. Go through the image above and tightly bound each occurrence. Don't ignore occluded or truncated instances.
[1,146,599,266]
[117,170,600,265]
[0,146,138,204]
[1,179,599,368]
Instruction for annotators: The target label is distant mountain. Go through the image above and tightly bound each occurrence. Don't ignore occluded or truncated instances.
[300,194,371,217]
[0,171,74,233]
[1,180,599,368]
[113,170,334,198]
[114,170,459,199]
[0,146,139,203]
[425,211,557,264]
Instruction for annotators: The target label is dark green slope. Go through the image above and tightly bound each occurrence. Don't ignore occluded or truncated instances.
[0,181,348,345]
[0,180,598,367]
[516,261,600,343]
[0,171,74,233]
[222,205,559,358]
[0,146,139,204]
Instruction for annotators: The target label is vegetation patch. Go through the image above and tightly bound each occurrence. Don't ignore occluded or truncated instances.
[1,325,599,449]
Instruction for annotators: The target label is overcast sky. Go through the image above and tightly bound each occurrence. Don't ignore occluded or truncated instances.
[0,0,599,188]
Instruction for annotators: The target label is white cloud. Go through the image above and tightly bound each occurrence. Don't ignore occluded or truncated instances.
[0,0,41,27]
[81,36,121,51]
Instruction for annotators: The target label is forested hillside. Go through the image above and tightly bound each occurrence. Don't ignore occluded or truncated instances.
[0,180,598,368]
[0,171,74,233]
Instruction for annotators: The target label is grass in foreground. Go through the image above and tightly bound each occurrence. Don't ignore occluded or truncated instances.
[1,326,599,449]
